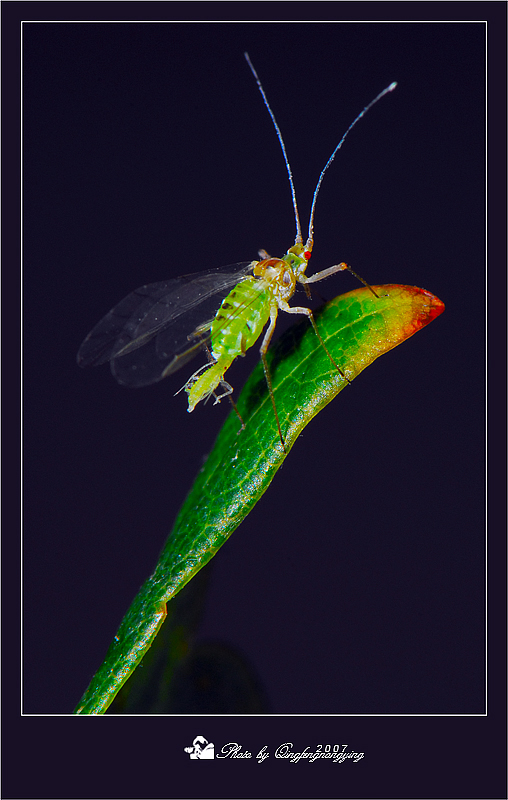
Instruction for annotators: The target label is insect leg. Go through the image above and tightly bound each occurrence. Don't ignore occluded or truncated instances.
[227,393,246,433]
[301,262,379,298]
[212,380,234,404]
[280,302,351,384]
[197,340,245,430]
[174,361,211,396]
[259,311,286,453]
[211,381,246,432]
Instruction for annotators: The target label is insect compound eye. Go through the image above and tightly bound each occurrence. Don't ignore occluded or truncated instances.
[282,270,291,286]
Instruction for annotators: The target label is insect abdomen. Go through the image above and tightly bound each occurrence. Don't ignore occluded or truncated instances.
[210,277,270,359]
[184,277,271,412]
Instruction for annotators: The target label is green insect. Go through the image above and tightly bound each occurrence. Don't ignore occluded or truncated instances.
[77,54,396,451]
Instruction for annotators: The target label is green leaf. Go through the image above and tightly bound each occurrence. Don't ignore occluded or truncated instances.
[74,284,444,714]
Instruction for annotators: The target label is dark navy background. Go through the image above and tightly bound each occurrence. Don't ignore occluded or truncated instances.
[23,20,486,718]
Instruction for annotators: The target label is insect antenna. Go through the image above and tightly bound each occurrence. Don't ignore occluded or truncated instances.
[306,81,397,250]
[244,52,304,246]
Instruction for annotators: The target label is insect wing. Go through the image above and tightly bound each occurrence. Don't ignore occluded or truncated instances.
[77,262,254,387]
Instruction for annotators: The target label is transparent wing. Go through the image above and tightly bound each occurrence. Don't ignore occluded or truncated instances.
[77,261,255,387]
